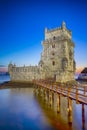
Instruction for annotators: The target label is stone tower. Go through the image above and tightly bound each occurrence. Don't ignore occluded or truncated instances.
[8,21,76,83]
[39,21,76,82]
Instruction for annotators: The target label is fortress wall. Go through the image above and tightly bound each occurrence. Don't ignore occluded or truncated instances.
[45,26,71,40]
[8,22,75,83]
[9,66,41,82]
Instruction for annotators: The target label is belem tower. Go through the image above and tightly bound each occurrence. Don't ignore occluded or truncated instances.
[8,21,76,83]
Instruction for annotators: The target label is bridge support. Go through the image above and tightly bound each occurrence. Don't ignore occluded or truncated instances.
[49,91,52,107]
[38,87,41,96]
[44,89,47,102]
[76,85,79,104]
[84,87,86,96]
[57,94,60,113]
[33,85,36,94]
[68,98,72,124]
[33,80,87,127]
[82,104,85,130]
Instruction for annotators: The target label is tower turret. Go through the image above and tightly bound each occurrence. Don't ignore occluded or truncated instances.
[62,21,66,30]
[40,21,75,82]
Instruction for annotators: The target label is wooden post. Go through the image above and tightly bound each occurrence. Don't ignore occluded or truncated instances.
[49,91,52,107]
[84,87,86,96]
[57,94,60,113]
[68,87,70,97]
[43,89,46,102]
[41,88,44,98]
[38,87,41,96]
[82,104,85,130]
[47,90,49,102]
[56,84,58,91]
[57,84,59,92]
[63,84,65,91]
[48,90,50,102]
[37,85,39,95]
[68,98,72,124]
[52,92,54,106]
[76,85,79,104]
[52,83,53,90]
[33,84,36,94]
[61,85,62,94]
[40,87,42,96]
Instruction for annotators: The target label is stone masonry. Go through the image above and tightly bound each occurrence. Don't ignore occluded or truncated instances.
[8,21,76,83]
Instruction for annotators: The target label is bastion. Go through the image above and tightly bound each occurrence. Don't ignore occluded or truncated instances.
[8,21,76,83]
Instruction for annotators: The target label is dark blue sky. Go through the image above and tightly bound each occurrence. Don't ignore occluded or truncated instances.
[0,0,87,70]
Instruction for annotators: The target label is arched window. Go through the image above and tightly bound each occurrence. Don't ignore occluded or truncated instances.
[52,61,55,66]
[62,58,68,70]
[52,52,55,56]
[73,60,76,72]
[53,36,56,40]
[39,60,44,67]
[52,44,55,48]
[69,50,73,59]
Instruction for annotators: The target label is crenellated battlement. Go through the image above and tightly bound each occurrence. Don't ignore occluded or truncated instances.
[9,64,39,73]
[8,21,75,83]
[45,21,72,40]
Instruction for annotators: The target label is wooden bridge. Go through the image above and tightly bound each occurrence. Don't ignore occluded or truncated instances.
[33,79,87,129]
[34,79,87,105]
[0,80,87,129]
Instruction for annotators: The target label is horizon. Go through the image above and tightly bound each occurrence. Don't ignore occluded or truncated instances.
[0,0,87,73]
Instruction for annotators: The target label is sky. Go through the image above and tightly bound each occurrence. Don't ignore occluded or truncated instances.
[0,0,87,73]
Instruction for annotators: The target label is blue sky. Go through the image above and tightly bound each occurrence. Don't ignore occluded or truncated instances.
[0,0,87,70]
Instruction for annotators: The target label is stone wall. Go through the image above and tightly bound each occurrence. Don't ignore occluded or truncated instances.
[8,65,40,82]
[8,21,76,83]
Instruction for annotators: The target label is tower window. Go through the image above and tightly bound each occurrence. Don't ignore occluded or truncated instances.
[52,44,55,48]
[53,36,56,40]
[52,52,55,56]
[52,61,55,66]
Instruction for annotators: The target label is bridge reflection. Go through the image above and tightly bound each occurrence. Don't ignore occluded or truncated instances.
[34,80,87,130]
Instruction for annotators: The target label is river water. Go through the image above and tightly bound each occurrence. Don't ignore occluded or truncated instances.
[0,75,10,84]
[0,75,87,130]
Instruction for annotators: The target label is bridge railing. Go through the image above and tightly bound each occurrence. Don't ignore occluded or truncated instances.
[33,79,87,104]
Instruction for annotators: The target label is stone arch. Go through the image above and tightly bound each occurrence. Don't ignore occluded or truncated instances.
[50,51,55,56]
[52,44,55,48]
[53,36,56,40]
[38,60,44,67]
[69,50,73,59]
[62,57,68,70]
[52,61,55,66]
[73,60,76,72]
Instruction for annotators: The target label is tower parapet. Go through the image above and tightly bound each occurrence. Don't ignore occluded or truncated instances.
[8,21,75,83]
[41,21,75,82]
[45,21,72,40]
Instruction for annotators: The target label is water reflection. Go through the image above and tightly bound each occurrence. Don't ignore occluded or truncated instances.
[34,90,87,130]
[0,88,55,130]
[0,75,10,84]
[0,87,87,130]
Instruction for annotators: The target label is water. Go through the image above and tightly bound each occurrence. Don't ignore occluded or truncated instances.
[0,75,87,130]
[0,76,55,130]
[0,75,10,84]
[0,88,56,130]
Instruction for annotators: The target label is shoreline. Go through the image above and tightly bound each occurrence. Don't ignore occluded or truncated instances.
[0,80,87,90]
[0,81,34,89]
